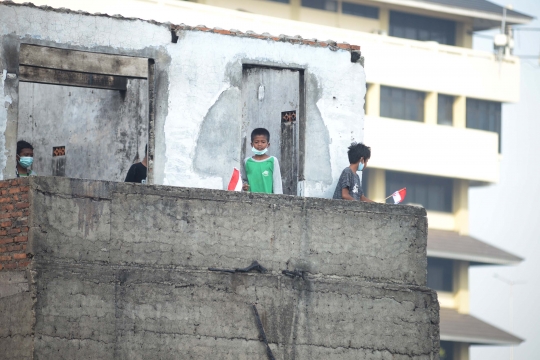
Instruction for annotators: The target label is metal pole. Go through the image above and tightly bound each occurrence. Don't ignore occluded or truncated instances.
[493,274,526,360]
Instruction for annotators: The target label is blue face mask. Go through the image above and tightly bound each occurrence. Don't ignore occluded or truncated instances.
[18,156,33,169]
[252,147,268,156]
[357,161,364,172]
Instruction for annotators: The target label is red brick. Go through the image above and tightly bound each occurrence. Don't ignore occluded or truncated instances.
[16,202,29,209]
[13,253,26,260]
[0,255,11,261]
[213,29,231,35]
[12,211,23,218]
[0,264,3,270]
[4,262,17,270]
[9,228,21,234]
[350,45,360,51]
[19,186,29,192]
[8,244,22,252]
[17,260,30,268]
[10,180,20,186]
[0,247,7,253]
[2,204,14,211]
[1,221,12,228]
[14,236,28,243]
[20,194,29,201]
[22,244,26,251]
[0,213,12,220]
[337,43,350,50]
[0,238,13,245]
[0,197,11,204]
[8,187,20,194]
[0,230,7,236]
[0,182,8,188]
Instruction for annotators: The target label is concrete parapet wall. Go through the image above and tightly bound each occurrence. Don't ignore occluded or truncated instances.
[0,177,439,359]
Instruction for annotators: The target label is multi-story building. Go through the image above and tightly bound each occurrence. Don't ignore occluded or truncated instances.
[8,0,532,359]
[165,1,532,359]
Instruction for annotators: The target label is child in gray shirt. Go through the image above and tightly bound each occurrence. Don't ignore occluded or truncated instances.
[332,142,373,202]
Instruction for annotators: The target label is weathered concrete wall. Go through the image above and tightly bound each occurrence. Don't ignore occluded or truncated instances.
[17,80,148,181]
[0,2,365,198]
[0,177,439,359]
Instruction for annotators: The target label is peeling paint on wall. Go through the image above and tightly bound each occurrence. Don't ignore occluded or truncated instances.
[0,2,366,198]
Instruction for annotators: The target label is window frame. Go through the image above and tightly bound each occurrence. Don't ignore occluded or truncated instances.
[342,2,379,19]
[385,170,453,212]
[380,86,425,122]
[389,10,456,46]
[437,94,454,126]
[427,257,454,292]
[301,0,338,12]
[466,98,502,152]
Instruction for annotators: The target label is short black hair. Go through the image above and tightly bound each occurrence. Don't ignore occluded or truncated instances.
[347,142,371,164]
[17,140,33,155]
[251,128,270,142]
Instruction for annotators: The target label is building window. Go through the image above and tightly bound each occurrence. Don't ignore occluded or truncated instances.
[438,94,454,126]
[466,98,502,152]
[427,258,453,292]
[342,2,379,19]
[385,171,453,212]
[389,11,456,45]
[301,0,337,12]
[380,86,425,122]
[440,341,455,360]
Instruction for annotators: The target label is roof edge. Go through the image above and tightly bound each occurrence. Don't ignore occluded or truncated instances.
[427,250,523,265]
[440,334,524,345]
[0,1,362,55]
[371,0,533,24]
[172,24,361,52]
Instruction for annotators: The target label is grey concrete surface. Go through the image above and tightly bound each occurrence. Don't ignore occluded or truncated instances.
[1,177,439,359]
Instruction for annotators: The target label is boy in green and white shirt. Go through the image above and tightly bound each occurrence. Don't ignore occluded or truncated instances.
[242,128,283,194]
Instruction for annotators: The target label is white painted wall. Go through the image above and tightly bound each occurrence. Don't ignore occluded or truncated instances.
[10,0,521,102]
[364,116,500,182]
[162,30,365,198]
[0,3,366,199]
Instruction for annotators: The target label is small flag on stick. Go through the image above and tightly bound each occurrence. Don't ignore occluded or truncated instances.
[385,188,407,204]
[227,167,242,192]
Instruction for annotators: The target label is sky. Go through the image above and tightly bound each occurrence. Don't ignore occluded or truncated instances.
[469,1,540,359]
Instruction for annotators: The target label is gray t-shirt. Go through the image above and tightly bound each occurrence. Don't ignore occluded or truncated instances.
[332,167,363,200]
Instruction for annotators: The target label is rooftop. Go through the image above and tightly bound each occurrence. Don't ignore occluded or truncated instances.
[427,229,523,265]
[441,308,523,345]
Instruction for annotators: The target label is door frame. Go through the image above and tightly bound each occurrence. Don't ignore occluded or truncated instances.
[241,63,307,194]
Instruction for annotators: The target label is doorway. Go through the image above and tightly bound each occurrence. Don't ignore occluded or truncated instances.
[241,65,304,195]
[17,44,151,182]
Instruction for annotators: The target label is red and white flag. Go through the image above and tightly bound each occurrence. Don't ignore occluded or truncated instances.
[392,188,407,204]
[227,168,242,192]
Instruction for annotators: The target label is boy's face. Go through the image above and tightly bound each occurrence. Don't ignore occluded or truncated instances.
[251,135,269,151]
[18,148,33,158]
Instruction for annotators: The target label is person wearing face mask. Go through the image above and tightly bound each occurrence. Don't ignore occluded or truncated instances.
[332,142,373,202]
[241,128,283,194]
[15,140,37,178]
